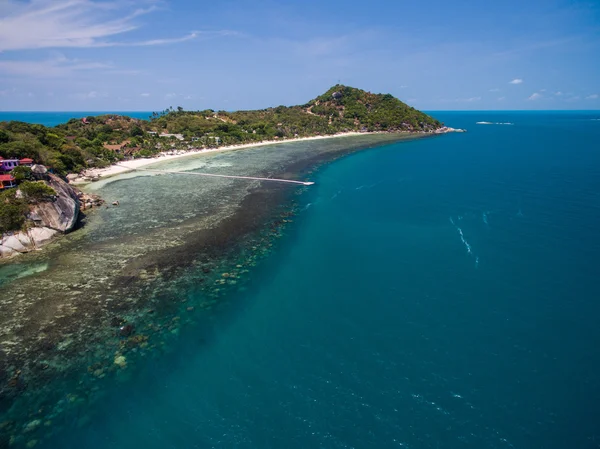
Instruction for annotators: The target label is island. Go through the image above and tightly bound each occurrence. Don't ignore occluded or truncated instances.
[0,85,455,258]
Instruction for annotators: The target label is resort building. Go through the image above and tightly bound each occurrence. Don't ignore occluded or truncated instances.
[159,133,185,140]
[0,158,19,172]
[19,158,34,167]
[0,174,16,189]
[102,140,131,153]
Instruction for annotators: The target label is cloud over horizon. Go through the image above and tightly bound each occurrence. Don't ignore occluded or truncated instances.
[510,79,524,85]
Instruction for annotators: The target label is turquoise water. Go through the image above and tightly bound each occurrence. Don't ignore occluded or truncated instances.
[0,111,152,127]
[33,112,600,447]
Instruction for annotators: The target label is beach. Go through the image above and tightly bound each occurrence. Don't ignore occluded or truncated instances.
[75,132,369,182]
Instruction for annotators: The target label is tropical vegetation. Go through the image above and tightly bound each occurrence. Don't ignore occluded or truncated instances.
[0,85,442,175]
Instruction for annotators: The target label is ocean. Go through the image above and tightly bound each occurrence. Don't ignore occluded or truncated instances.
[0,111,152,127]
[3,111,600,448]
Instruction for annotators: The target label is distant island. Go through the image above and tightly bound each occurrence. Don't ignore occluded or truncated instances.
[0,85,446,176]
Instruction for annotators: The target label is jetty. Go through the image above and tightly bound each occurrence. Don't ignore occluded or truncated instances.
[116,164,314,186]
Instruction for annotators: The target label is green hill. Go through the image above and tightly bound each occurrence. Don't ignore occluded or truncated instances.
[0,85,442,174]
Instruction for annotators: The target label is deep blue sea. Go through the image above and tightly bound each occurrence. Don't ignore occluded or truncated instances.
[31,111,600,448]
[0,111,152,127]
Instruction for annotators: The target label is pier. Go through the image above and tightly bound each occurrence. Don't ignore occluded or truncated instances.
[116,164,314,186]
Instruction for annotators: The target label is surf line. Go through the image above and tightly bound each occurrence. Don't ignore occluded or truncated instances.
[116,164,315,186]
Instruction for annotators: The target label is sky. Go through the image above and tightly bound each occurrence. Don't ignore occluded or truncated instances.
[0,0,599,111]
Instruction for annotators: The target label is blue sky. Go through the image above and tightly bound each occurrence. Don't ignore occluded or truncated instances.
[0,0,599,111]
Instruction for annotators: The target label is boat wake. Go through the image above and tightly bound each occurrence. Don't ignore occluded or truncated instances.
[476,121,514,125]
[450,216,479,267]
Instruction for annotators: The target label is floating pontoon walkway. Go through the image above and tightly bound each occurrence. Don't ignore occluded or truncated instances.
[116,164,314,186]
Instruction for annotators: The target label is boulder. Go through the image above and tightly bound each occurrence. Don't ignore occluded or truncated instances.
[0,228,59,258]
[0,245,18,258]
[119,324,134,337]
[1,235,28,253]
[31,174,79,232]
[28,227,59,245]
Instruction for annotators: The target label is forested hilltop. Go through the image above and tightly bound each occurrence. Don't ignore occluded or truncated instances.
[0,85,442,174]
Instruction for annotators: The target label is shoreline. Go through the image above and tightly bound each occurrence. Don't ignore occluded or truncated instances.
[74,132,370,183]
[73,127,461,183]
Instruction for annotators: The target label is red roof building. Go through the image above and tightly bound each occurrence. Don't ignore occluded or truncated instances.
[19,158,34,166]
[0,174,16,189]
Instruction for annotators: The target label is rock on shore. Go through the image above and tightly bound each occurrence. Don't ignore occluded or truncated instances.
[0,174,81,259]
[33,174,80,232]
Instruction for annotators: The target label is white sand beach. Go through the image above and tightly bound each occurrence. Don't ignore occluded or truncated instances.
[74,132,368,183]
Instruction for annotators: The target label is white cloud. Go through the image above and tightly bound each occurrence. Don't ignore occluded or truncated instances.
[70,90,108,100]
[184,95,193,100]
[528,93,542,100]
[497,96,506,101]
[586,94,599,100]
[140,93,150,97]
[0,55,111,77]
[103,32,219,48]
[0,87,16,96]
[0,0,221,51]
[554,91,563,96]
[399,85,408,88]
[436,96,482,104]
[489,88,500,92]
[509,79,523,85]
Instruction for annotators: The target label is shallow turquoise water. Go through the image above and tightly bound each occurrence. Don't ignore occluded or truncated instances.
[38,111,600,448]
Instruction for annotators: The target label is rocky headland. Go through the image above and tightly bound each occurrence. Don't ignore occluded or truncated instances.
[0,174,102,259]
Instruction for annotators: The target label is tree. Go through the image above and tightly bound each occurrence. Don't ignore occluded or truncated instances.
[129,125,144,137]
[11,166,33,182]
[19,181,56,203]
[0,190,28,233]
[0,140,40,160]
[0,130,10,144]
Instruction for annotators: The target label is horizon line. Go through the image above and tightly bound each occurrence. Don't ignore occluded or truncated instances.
[1,109,599,113]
